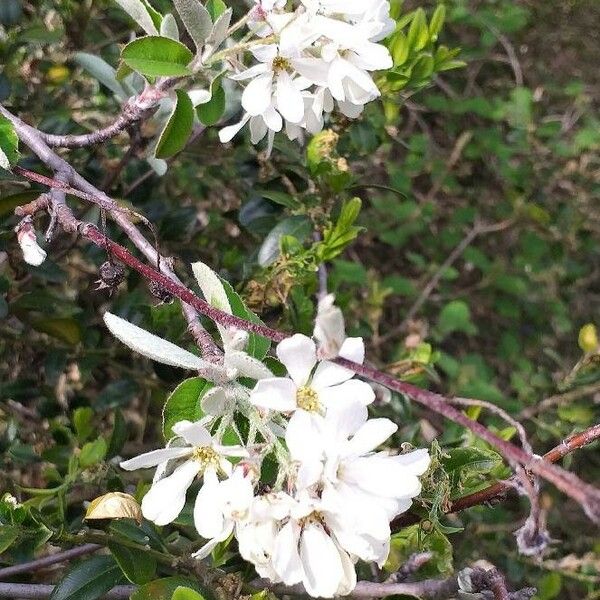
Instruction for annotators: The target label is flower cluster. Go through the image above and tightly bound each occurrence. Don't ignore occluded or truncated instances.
[106,265,429,598]
[220,0,394,153]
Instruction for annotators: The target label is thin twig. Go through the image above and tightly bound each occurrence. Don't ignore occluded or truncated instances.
[520,381,600,420]
[380,218,514,342]
[0,583,134,599]
[0,545,100,579]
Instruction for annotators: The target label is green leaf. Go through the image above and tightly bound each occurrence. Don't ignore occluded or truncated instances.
[73,407,94,443]
[173,0,212,52]
[535,572,562,600]
[220,279,270,360]
[390,32,409,66]
[196,84,225,126]
[132,577,210,600]
[79,437,107,468]
[0,191,38,217]
[428,4,446,40]
[114,0,158,36]
[155,89,194,158]
[121,36,193,77]
[258,190,300,209]
[407,8,429,51]
[74,52,129,100]
[30,317,82,345]
[0,524,20,553]
[108,541,156,585]
[0,116,19,169]
[172,587,205,600]
[205,0,226,21]
[107,409,128,459]
[258,216,312,267]
[162,377,211,439]
[49,555,124,600]
[437,300,477,337]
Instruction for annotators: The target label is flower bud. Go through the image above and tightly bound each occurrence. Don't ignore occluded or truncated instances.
[314,294,346,359]
[15,217,47,266]
[578,323,598,353]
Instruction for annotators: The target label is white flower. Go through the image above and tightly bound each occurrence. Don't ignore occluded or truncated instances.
[314,294,346,359]
[249,333,374,416]
[285,400,431,564]
[192,465,256,559]
[269,491,357,597]
[120,420,248,527]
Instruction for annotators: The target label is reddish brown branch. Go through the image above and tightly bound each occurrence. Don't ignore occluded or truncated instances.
[72,224,600,523]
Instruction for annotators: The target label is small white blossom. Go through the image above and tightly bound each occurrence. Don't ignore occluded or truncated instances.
[120,420,248,527]
[249,333,374,416]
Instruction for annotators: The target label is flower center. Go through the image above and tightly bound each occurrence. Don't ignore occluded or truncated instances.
[192,446,220,470]
[272,56,291,73]
[298,510,325,528]
[296,386,321,412]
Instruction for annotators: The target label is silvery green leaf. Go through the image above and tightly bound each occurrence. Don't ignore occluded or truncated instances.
[159,13,180,40]
[104,312,207,370]
[191,261,231,313]
[225,351,273,380]
[202,8,232,61]
[114,0,159,35]
[74,52,129,101]
[173,0,212,53]
[192,261,232,345]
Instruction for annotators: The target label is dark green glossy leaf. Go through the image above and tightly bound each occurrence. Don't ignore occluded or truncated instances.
[108,541,156,584]
[49,555,124,600]
[156,89,194,158]
[162,377,210,439]
[121,36,193,77]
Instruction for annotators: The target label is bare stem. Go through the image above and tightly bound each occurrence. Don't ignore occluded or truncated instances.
[0,545,100,579]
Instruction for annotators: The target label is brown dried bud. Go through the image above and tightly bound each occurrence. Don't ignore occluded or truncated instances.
[148,280,174,304]
[94,261,125,295]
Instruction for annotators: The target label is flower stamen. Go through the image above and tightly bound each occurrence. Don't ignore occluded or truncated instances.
[192,446,220,470]
[296,386,321,412]
[272,56,291,72]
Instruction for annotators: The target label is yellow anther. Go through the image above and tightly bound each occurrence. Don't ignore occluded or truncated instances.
[192,446,220,470]
[296,386,321,412]
[272,56,291,72]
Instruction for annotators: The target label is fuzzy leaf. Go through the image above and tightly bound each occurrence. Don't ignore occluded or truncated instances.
[160,13,180,40]
[74,53,129,100]
[113,0,158,35]
[173,0,212,52]
[103,312,207,370]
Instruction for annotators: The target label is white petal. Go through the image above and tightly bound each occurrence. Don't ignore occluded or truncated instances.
[219,113,251,143]
[392,448,431,476]
[249,115,269,144]
[262,104,283,132]
[191,537,220,560]
[312,338,364,389]
[172,420,213,446]
[320,380,375,409]
[250,378,297,411]
[242,73,274,116]
[324,399,367,441]
[276,334,316,386]
[275,71,305,124]
[230,63,270,81]
[300,524,344,598]
[103,312,207,370]
[335,543,357,596]
[141,459,200,526]
[272,521,303,585]
[345,418,397,457]
[120,447,192,471]
[343,456,422,499]
[286,410,324,461]
[194,468,225,538]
